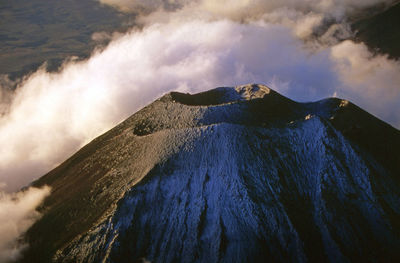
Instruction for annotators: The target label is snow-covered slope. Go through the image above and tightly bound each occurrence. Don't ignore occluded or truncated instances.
[22,84,400,262]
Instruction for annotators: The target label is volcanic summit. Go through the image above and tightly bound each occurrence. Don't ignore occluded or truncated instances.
[22,84,400,263]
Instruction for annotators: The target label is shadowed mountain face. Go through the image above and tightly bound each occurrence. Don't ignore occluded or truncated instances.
[352,2,400,59]
[22,84,400,262]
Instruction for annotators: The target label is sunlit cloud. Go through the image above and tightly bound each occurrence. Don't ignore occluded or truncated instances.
[0,186,50,263]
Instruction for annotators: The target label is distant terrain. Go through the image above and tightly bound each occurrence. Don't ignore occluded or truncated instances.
[0,0,130,79]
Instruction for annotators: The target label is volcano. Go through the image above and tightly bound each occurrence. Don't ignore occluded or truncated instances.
[21,84,400,263]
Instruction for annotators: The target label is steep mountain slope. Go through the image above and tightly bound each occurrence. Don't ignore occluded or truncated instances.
[22,84,400,262]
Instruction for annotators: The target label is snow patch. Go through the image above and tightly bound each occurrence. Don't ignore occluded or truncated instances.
[339,99,349,107]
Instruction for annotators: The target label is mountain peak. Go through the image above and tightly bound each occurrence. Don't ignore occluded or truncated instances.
[167,84,279,106]
[23,85,400,263]
[234,83,271,100]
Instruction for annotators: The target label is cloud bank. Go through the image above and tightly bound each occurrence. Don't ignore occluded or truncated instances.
[0,186,50,262]
[0,0,399,194]
[331,40,400,122]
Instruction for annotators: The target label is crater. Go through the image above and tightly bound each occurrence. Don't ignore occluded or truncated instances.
[133,120,155,136]
[169,84,271,106]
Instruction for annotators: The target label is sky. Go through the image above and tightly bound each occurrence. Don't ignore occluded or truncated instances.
[0,0,399,260]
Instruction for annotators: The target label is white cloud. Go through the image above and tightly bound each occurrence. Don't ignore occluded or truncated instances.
[0,186,50,263]
[331,40,400,125]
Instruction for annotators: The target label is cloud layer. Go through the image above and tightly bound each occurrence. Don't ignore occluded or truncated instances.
[331,40,400,122]
[0,0,399,193]
[0,186,50,262]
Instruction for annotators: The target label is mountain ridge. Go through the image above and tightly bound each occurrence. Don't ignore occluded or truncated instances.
[22,84,400,262]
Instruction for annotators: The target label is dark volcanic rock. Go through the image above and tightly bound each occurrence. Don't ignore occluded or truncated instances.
[22,84,400,263]
[352,2,400,59]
